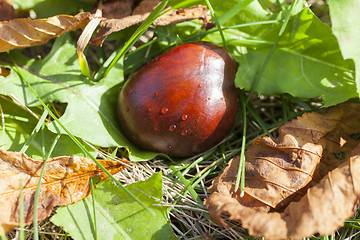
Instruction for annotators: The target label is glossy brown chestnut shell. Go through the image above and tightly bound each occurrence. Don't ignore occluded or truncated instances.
[117,41,239,157]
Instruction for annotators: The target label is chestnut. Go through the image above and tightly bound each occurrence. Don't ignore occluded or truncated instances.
[117,41,239,157]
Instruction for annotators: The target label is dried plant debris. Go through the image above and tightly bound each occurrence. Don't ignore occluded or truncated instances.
[0,150,127,234]
[0,12,91,52]
[0,0,14,21]
[205,103,360,239]
[91,0,209,46]
[0,0,208,51]
[0,66,10,77]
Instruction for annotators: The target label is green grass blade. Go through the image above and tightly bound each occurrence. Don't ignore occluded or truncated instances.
[170,0,201,9]
[345,219,360,223]
[248,103,273,137]
[9,57,155,216]
[218,0,254,25]
[0,104,4,150]
[286,95,312,111]
[172,154,228,207]
[204,0,227,49]
[169,165,202,205]
[94,43,123,81]
[181,148,217,176]
[97,0,169,80]
[19,181,25,240]
[245,0,298,105]
[240,151,246,193]
[193,20,281,42]
[330,233,335,240]
[41,120,46,158]
[125,38,157,59]
[281,95,289,122]
[0,226,6,240]
[339,229,347,240]
[277,0,286,11]
[344,223,360,230]
[321,235,329,240]
[20,108,48,153]
[33,133,61,240]
[190,159,224,192]
[235,93,247,193]
[89,177,98,240]
[224,20,281,30]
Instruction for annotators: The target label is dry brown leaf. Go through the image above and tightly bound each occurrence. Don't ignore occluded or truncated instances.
[314,105,360,181]
[101,0,134,19]
[90,0,209,46]
[0,66,10,77]
[0,0,14,21]
[0,149,127,234]
[205,103,360,239]
[0,12,91,52]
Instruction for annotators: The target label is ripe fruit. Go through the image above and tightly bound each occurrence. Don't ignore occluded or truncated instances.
[116,41,239,157]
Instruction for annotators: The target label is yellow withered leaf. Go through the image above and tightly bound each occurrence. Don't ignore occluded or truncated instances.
[0,150,127,233]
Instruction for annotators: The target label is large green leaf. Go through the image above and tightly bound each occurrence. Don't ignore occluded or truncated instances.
[205,7,356,106]
[51,172,176,240]
[0,96,95,159]
[328,0,360,98]
[0,34,157,161]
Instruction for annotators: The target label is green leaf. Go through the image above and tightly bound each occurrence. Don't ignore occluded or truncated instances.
[154,21,204,47]
[229,8,356,106]
[215,0,270,27]
[0,34,157,161]
[257,0,276,9]
[328,0,360,98]
[51,172,176,240]
[217,0,255,26]
[0,96,95,158]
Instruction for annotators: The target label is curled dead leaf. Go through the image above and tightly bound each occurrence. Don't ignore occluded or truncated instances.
[77,9,102,77]
[0,12,91,52]
[90,0,209,46]
[0,150,127,234]
[205,103,360,239]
